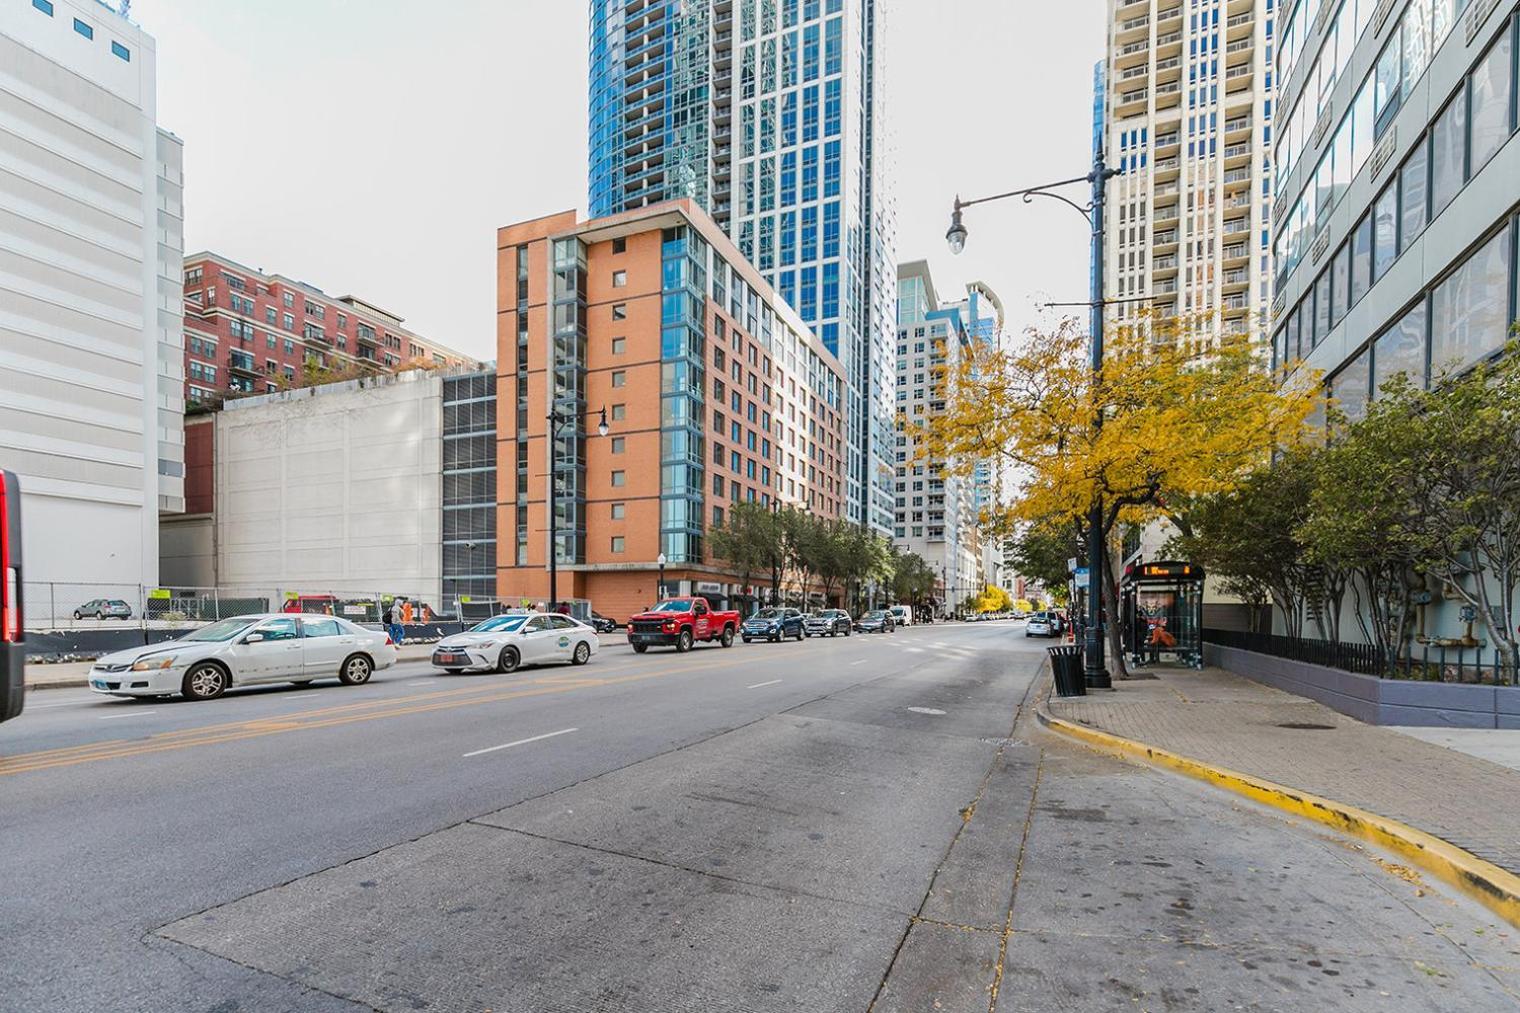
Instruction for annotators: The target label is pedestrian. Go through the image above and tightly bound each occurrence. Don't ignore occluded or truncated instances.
[387,598,406,646]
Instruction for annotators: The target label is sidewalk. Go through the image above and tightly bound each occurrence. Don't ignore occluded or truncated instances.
[24,643,441,690]
[1043,664,1520,893]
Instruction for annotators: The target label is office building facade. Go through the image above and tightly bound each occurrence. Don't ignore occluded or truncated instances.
[182,252,476,408]
[498,202,846,622]
[587,0,896,536]
[1103,0,1276,339]
[1270,0,1519,397]
[1,0,182,600]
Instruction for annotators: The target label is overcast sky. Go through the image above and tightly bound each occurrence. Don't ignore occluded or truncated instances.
[144,1,1103,360]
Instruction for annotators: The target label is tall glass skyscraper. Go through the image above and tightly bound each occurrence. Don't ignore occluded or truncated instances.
[588,0,896,533]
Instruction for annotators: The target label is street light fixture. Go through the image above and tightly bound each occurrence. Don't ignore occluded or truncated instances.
[656,552,668,600]
[546,405,610,614]
[946,153,1120,690]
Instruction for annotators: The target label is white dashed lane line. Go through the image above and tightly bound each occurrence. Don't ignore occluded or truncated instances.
[747,679,783,689]
[463,727,579,759]
[99,710,157,720]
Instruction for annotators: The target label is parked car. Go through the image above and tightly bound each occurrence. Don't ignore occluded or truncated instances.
[88,614,396,701]
[855,610,896,634]
[888,604,913,626]
[588,611,619,633]
[626,597,740,653]
[804,609,853,637]
[432,611,598,674]
[742,607,806,643]
[1026,611,1063,638]
[74,599,132,621]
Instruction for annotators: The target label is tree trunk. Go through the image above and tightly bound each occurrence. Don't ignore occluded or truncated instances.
[1101,551,1130,680]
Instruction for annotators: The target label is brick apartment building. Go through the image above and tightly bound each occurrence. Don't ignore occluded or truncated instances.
[498,201,847,620]
[181,252,476,407]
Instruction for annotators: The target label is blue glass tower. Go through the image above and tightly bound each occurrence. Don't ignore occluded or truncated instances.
[587,0,895,534]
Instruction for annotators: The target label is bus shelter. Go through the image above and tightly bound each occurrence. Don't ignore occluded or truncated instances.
[1121,561,1205,669]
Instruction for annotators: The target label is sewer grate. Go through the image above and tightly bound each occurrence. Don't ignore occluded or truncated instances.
[1276,722,1337,730]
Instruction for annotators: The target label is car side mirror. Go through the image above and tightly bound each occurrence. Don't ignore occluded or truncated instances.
[243,632,265,644]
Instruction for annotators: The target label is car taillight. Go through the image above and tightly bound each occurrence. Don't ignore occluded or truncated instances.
[0,477,16,644]
[385,635,395,647]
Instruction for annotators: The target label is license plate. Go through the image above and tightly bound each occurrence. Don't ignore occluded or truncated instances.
[436,653,460,664]
[91,679,106,690]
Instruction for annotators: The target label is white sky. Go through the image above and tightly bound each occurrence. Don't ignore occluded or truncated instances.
[144,1,1103,360]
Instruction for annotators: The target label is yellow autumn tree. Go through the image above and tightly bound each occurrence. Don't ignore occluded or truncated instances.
[919,314,1319,671]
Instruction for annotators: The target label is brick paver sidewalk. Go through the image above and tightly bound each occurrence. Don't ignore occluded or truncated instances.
[1049,666,1520,876]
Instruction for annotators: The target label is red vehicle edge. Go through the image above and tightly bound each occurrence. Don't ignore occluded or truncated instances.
[625,597,739,654]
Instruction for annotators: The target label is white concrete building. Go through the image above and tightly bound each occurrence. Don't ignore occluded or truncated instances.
[213,371,446,606]
[0,0,183,608]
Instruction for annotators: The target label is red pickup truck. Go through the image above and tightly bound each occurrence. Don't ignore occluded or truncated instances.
[626,597,740,653]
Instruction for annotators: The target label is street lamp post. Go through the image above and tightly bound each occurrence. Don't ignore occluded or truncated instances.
[947,149,1119,689]
[657,552,667,600]
[546,405,609,614]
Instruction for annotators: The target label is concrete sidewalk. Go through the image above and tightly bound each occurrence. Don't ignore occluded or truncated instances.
[1045,665,1520,884]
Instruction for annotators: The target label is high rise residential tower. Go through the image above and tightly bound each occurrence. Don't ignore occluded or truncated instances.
[0,0,182,600]
[1102,0,1276,341]
[587,0,896,535]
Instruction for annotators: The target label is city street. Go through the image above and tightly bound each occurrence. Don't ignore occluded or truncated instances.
[3,623,1516,1012]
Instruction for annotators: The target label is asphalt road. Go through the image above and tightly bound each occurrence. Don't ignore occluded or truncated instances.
[2,623,1516,1012]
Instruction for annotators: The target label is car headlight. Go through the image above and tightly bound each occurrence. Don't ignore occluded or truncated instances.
[131,655,178,672]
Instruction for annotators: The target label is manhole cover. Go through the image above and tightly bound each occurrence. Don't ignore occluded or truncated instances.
[1276,722,1336,730]
[907,706,947,715]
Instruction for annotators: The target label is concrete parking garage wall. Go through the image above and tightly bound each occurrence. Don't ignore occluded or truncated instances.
[214,371,443,604]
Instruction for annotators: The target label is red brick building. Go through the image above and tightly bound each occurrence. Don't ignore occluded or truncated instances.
[496,201,847,621]
[181,252,476,407]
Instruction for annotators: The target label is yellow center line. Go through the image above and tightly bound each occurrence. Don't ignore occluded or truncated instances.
[0,653,759,777]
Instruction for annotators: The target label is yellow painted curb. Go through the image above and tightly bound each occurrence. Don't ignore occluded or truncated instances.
[1036,701,1520,929]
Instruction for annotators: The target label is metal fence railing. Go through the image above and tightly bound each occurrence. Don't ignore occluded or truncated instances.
[1203,628,1516,685]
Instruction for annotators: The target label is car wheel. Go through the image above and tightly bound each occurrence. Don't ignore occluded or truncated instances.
[633,643,649,654]
[794,627,804,641]
[572,641,591,666]
[676,630,693,653]
[720,627,734,648]
[181,663,227,701]
[338,654,373,686]
[72,610,82,620]
[497,646,521,673]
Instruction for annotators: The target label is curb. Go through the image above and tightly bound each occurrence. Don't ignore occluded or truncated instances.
[25,678,89,692]
[1035,700,1520,930]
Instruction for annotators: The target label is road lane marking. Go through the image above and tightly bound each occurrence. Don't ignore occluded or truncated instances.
[463,727,578,758]
[405,679,435,686]
[24,699,96,709]
[0,653,762,777]
[747,679,783,689]
[285,693,321,700]
[907,707,947,715]
[850,660,868,665]
[99,710,157,720]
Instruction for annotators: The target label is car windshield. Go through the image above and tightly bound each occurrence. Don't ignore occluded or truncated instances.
[864,611,885,620]
[753,608,781,619]
[179,617,259,642]
[470,615,529,634]
[650,600,693,613]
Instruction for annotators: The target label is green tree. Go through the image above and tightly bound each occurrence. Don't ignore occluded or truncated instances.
[1007,520,1077,591]
[708,502,777,602]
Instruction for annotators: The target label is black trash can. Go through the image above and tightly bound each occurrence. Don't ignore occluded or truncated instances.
[1048,645,1086,697]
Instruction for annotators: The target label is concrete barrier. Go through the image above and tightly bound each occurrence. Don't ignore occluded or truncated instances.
[1204,642,1520,727]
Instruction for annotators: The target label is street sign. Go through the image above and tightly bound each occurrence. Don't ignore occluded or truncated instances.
[1067,557,1079,573]
[148,588,171,600]
[1073,568,1090,581]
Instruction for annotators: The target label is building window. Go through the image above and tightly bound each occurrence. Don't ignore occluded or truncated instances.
[612,304,627,320]
[611,502,625,519]
[1373,301,1427,394]
[73,17,91,38]
[1398,144,1428,251]
[611,403,626,421]
[611,370,626,388]
[611,470,626,488]
[611,437,625,454]
[612,237,627,254]
[1470,30,1514,176]
[611,337,626,355]
[611,537,625,554]
[32,0,52,15]
[1430,227,1512,376]
[1372,182,1397,281]
[1430,91,1467,218]
[612,270,627,288]
[111,41,129,62]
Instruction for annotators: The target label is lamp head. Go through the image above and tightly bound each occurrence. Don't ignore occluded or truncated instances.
[596,406,609,438]
[946,204,968,256]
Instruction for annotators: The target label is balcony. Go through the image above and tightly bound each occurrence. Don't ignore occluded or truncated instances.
[1222,243,1249,265]
[1223,216,1250,235]
[1155,80,1182,106]
[1223,115,1252,138]
[1155,132,1180,150]
[1223,166,1252,188]
[1153,280,1179,295]
[1116,88,1149,115]
[1223,268,1249,289]
[1153,254,1178,273]
[1153,230,1179,249]
[227,352,258,376]
[1120,63,1150,82]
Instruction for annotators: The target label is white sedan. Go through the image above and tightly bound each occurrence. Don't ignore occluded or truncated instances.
[89,614,398,701]
[431,612,598,674]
